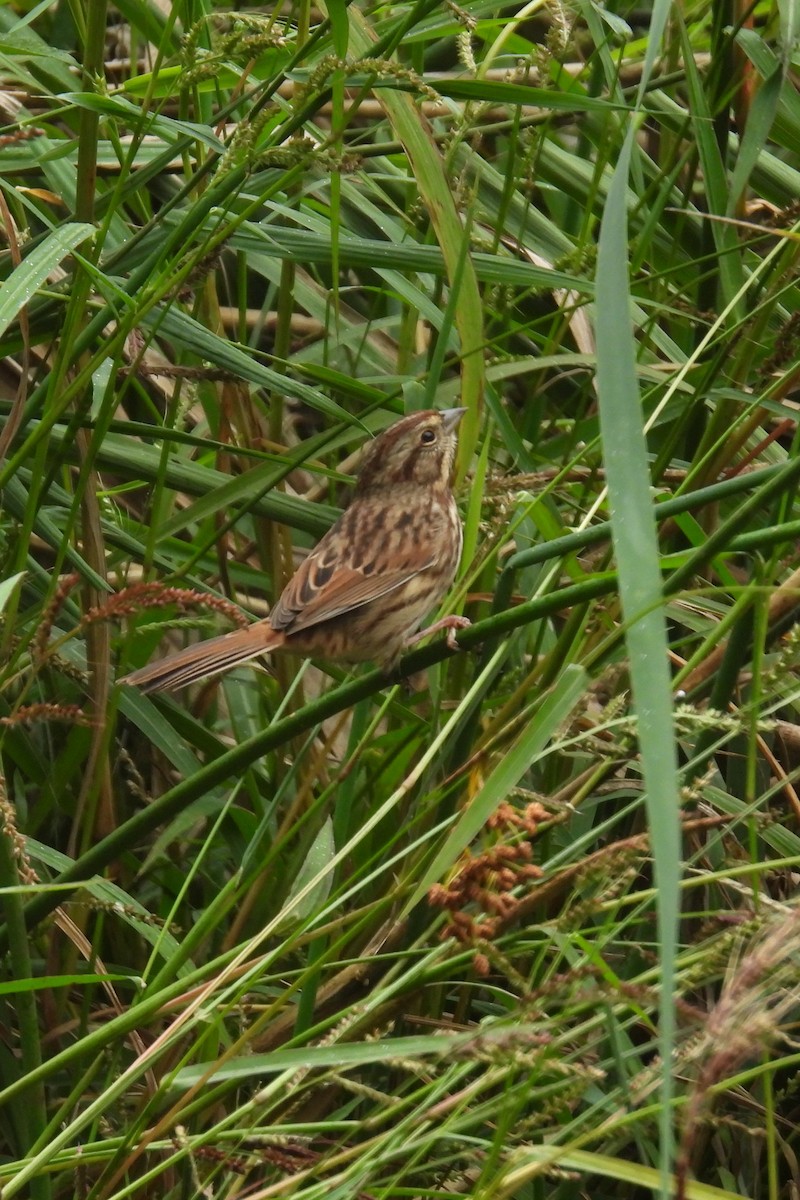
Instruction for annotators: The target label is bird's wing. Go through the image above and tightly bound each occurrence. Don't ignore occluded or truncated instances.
[270,556,435,633]
[270,510,436,634]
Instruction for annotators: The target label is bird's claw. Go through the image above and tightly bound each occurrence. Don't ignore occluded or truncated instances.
[405,614,471,653]
[444,616,471,651]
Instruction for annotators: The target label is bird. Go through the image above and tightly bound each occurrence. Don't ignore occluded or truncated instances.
[119,408,470,693]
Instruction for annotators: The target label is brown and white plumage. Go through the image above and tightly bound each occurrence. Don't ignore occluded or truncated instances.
[120,408,467,693]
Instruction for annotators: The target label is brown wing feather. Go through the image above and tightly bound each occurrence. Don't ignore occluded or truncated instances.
[270,502,435,634]
[271,557,435,633]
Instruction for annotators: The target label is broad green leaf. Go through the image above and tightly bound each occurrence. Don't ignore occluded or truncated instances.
[0,572,24,613]
[0,223,95,338]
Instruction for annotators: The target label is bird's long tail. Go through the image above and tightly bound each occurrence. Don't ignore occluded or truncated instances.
[119,624,284,693]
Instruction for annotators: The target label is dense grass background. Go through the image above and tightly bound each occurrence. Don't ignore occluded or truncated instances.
[1,0,800,1197]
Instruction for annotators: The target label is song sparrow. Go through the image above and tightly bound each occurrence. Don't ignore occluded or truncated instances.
[120,408,470,693]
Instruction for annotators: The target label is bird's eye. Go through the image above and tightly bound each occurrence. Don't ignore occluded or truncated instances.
[420,428,436,445]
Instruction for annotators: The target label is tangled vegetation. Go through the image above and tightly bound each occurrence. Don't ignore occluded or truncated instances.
[0,0,799,1197]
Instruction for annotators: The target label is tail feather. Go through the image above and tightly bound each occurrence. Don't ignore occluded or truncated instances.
[119,624,283,694]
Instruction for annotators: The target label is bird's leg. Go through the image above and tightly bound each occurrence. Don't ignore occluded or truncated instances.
[405,615,472,653]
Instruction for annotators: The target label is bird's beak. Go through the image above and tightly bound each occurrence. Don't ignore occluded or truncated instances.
[440,407,467,432]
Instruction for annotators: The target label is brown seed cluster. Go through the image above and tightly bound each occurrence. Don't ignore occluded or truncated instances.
[34,571,82,662]
[429,801,547,975]
[0,703,92,727]
[83,582,249,629]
